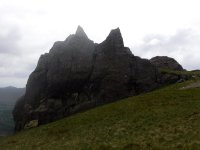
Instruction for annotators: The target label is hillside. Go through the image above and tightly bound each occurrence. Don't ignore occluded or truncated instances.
[0,87,25,136]
[0,79,200,149]
[0,87,25,106]
[0,106,14,136]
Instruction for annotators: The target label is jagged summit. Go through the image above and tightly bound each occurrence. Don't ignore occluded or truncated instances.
[13,26,161,131]
[104,27,124,48]
[75,25,88,38]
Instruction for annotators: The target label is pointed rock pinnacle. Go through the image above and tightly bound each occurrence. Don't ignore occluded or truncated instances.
[75,25,88,38]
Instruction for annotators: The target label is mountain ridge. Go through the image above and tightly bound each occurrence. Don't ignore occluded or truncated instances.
[13,26,183,131]
[0,87,25,106]
[0,87,25,136]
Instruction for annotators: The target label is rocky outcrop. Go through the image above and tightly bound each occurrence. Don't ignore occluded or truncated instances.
[149,56,189,84]
[150,56,184,71]
[13,26,160,131]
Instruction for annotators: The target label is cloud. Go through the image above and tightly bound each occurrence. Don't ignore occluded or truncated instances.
[0,53,37,87]
[1,0,200,87]
[133,29,200,70]
[0,20,38,87]
[0,26,21,55]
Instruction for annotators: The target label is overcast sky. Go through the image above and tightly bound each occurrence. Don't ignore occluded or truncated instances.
[0,0,200,87]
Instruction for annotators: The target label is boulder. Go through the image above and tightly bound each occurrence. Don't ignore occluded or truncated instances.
[150,56,184,71]
[24,120,38,129]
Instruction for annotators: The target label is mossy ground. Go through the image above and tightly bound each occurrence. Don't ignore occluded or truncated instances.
[1,80,200,149]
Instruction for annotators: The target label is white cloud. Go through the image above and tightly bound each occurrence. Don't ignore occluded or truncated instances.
[133,29,200,70]
[0,0,200,87]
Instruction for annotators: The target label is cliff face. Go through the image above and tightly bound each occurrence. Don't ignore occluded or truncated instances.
[13,26,160,131]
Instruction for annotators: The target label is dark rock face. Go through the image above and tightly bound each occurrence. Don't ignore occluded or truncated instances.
[150,56,184,71]
[150,56,186,84]
[13,27,160,131]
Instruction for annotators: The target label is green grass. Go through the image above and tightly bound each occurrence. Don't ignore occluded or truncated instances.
[1,80,200,149]
[160,68,200,79]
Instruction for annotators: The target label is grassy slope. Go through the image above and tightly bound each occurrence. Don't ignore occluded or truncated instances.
[1,80,200,149]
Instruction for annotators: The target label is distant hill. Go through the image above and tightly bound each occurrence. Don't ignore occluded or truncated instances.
[0,87,25,136]
[0,87,25,106]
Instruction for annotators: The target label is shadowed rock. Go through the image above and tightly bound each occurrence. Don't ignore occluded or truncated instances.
[150,56,184,71]
[150,56,189,84]
[13,26,160,131]
[75,25,88,38]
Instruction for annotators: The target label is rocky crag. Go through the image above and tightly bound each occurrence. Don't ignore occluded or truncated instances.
[150,56,184,71]
[13,26,175,131]
[150,56,189,84]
